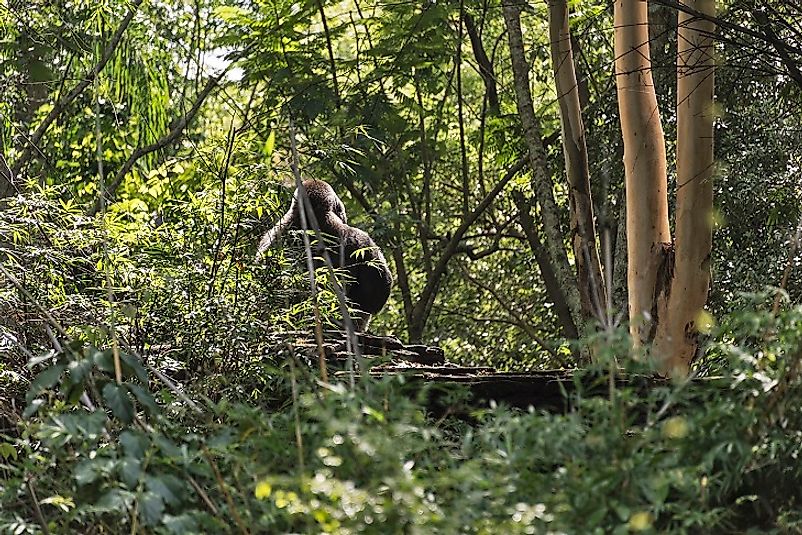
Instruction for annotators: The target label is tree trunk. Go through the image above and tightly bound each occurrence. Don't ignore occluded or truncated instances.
[464,12,499,116]
[653,0,715,375]
[548,0,607,324]
[502,0,583,334]
[613,0,671,346]
[516,191,579,340]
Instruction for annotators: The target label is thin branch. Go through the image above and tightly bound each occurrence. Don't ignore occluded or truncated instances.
[461,266,565,364]
[408,156,528,336]
[26,478,50,535]
[752,8,802,89]
[0,259,204,414]
[202,447,251,535]
[653,0,802,57]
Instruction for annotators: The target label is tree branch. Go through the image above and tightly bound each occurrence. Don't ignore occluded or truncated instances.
[461,266,565,364]
[751,9,802,89]
[88,72,225,215]
[464,12,499,115]
[653,0,802,56]
[408,156,528,340]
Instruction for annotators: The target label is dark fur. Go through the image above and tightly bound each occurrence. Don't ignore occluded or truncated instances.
[257,179,392,329]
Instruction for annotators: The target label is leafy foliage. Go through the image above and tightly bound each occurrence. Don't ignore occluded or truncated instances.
[4,0,802,532]
[5,302,802,532]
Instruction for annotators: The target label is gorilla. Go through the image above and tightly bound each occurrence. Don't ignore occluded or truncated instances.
[257,179,392,330]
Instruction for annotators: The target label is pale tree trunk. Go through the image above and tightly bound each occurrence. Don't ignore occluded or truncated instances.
[502,0,583,334]
[653,1,715,375]
[613,0,672,346]
[548,0,606,323]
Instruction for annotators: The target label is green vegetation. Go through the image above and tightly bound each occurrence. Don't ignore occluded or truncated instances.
[3,0,802,532]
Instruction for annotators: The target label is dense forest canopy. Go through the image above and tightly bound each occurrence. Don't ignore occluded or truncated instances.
[3,0,802,532]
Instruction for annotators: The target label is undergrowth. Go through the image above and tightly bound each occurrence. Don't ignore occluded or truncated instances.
[2,195,802,534]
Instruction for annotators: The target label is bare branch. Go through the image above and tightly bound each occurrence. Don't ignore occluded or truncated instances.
[408,155,528,339]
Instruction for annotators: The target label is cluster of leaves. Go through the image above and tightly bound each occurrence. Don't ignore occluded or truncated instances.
[3,292,802,533]
[0,190,330,392]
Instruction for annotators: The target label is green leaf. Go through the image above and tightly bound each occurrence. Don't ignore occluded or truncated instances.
[119,457,142,488]
[89,489,135,513]
[154,436,183,459]
[63,382,86,405]
[103,383,135,423]
[67,357,94,386]
[139,491,165,526]
[75,458,111,486]
[146,475,180,506]
[120,430,149,458]
[128,383,159,415]
[0,443,17,461]
[214,5,249,22]
[93,349,115,374]
[162,514,198,534]
[263,129,276,158]
[26,364,66,403]
[120,352,149,383]
[23,399,45,419]
[27,351,57,368]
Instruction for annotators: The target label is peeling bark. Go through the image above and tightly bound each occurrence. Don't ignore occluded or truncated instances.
[653,0,715,375]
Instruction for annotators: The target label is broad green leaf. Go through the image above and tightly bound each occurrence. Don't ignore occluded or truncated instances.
[214,5,249,22]
[139,491,165,526]
[120,430,149,458]
[26,364,66,403]
[146,475,180,506]
[162,514,198,534]
[93,349,115,374]
[67,358,94,386]
[23,399,45,419]
[120,352,149,383]
[263,130,276,158]
[0,443,17,461]
[89,490,135,513]
[119,457,142,488]
[128,384,160,415]
[103,383,135,423]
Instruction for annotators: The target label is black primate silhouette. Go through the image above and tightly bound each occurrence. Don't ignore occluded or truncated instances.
[257,179,392,330]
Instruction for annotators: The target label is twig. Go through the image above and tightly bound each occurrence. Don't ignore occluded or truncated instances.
[202,447,251,535]
[461,266,565,364]
[653,0,802,57]
[408,155,528,331]
[26,477,50,535]
[288,355,305,475]
[772,212,802,315]
[0,260,203,414]
[94,61,123,386]
[132,349,203,414]
[0,263,68,338]
[188,474,220,515]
